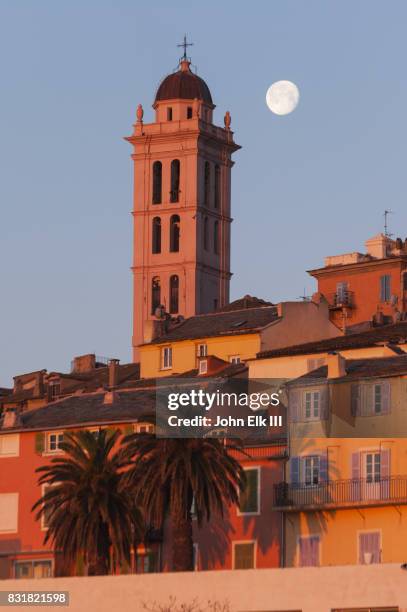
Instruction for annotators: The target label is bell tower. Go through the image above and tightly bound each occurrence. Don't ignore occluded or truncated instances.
[126,48,240,360]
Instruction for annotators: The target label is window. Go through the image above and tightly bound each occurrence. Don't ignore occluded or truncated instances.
[0,434,19,457]
[161,346,172,370]
[0,493,18,533]
[14,560,52,579]
[298,535,320,566]
[203,217,209,250]
[352,382,391,416]
[359,531,381,564]
[198,360,208,375]
[170,214,180,252]
[47,432,64,453]
[167,107,173,121]
[213,299,218,310]
[365,452,381,484]
[187,106,193,119]
[197,344,207,357]
[239,467,259,514]
[230,355,241,364]
[305,391,320,419]
[233,542,255,569]
[303,455,320,487]
[214,165,220,209]
[213,220,219,254]
[135,423,154,434]
[170,159,180,203]
[152,161,162,204]
[48,380,61,401]
[151,277,161,315]
[380,274,391,302]
[169,275,179,314]
[152,217,161,254]
[204,161,210,207]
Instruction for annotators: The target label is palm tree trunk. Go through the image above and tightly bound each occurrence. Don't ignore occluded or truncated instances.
[171,510,193,572]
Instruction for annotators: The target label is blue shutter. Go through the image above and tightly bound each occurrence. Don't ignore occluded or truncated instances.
[319,453,328,484]
[381,381,391,414]
[351,452,361,500]
[363,384,374,417]
[289,389,301,423]
[380,448,390,499]
[291,457,300,486]
[320,386,329,421]
[351,384,360,417]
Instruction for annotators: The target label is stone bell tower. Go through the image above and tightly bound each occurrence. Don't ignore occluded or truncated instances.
[126,46,240,360]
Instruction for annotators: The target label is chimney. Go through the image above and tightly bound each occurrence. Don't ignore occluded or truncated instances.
[34,371,45,397]
[2,408,21,429]
[327,352,346,379]
[108,359,120,389]
[72,354,96,373]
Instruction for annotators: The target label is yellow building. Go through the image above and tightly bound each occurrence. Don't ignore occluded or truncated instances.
[139,295,340,378]
[273,351,407,567]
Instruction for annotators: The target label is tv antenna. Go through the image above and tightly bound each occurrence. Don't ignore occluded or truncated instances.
[298,288,311,301]
[384,209,394,237]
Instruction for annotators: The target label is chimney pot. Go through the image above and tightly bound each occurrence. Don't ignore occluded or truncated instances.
[108,359,120,389]
[327,352,346,379]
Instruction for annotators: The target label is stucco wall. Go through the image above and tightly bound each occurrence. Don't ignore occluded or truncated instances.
[2,564,407,612]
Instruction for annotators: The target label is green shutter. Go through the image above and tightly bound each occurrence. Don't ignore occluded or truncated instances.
[239,468,259,513]
[35,432,45,455]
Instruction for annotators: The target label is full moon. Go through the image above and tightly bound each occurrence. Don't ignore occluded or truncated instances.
[266,80,300,116]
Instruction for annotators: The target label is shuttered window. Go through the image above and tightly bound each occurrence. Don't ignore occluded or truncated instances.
[359,531,381,564]
[233,542,255,569]
[239,468,259,514]
[352,382,391,416]
[299,535,320,566]
[0,493,18,533]
[0,434,19,457]
[380,275,391,302]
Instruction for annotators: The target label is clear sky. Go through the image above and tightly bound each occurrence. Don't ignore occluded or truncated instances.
[1,0,407,385]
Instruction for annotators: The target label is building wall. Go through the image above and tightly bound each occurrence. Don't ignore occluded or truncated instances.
[140,333,261,379]
[1,564,407,612]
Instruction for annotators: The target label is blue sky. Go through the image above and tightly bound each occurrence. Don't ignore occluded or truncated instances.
[1,0,407,385]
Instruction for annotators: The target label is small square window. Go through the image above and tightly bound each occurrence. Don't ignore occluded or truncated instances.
[47,432,64,453]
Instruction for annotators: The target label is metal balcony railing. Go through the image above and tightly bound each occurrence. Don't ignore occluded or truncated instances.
[273,476,407,511]
[328,290,354,309]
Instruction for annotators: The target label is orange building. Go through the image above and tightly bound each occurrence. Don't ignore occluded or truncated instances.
[126,51,240,360]
[309,233,407,331]
[0,360,286,578]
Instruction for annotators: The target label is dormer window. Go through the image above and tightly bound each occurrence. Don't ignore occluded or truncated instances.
[48,380,61,401]
[167,107,173,121]
[198,359,208,375]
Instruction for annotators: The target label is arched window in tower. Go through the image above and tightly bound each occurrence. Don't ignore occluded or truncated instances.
[152,217,161,254]
[169,275,179,314]
[203,216,209,251]
[170,215,180,252]
[152,161,162,204]
[151,277,161,314]
[170,160,180,203]
[214,220,219,255]
[214,165,220,209]
[204,161,211,207]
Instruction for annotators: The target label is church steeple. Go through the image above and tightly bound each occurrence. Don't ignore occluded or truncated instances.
[126,49,240,361]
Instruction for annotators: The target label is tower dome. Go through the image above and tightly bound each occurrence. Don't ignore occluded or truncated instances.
[154,60,213,106]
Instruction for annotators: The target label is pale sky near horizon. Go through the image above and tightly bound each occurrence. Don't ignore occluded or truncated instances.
[1,0,407,385]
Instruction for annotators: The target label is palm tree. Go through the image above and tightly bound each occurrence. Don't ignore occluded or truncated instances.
[122,435,246,572]
[32,429,143,575]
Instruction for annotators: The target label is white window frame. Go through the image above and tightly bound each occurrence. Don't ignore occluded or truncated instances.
[198,359,208,375]
[45,432,64,455]
[229,355,241,364]
[0,434,20,457]
[357,529,382,565]
[232,540,257,570]
[0,493,19,534]
[304,390,321,420]
[161,346,173,370]
[302,455,321,488]
[134,423,154,434]
[197,343,207,357]
[237,466,260,516]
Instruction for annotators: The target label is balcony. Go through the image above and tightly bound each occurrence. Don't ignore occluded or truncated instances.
[327,290,354,310]
[273,476,407,511]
